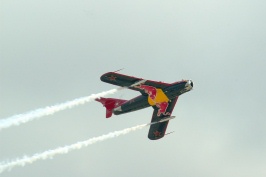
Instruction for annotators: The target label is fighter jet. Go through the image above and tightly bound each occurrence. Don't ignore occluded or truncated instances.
[96,72,193,140]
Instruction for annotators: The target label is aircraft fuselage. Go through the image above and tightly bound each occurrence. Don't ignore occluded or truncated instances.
[113,80,193,115]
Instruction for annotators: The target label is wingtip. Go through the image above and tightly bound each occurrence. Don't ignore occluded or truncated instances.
[148,135,165,140]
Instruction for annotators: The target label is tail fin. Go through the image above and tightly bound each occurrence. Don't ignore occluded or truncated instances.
[95,97,127,118]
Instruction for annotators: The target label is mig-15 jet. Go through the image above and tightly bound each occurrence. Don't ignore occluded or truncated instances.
[96,72,193,140]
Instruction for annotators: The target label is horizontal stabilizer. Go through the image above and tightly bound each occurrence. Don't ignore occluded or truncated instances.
[95,97,127,118]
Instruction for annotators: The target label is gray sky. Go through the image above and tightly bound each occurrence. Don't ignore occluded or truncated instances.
[1,0,266,176]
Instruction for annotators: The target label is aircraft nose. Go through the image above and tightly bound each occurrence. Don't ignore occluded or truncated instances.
[185,80,193,91]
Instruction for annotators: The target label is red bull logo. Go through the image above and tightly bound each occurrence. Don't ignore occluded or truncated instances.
[137,85,157,100]
[135,84,171,116]
[156,102,171,116]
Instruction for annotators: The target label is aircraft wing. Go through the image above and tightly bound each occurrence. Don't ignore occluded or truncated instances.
[100,72,170,92]
[148,97,178,140]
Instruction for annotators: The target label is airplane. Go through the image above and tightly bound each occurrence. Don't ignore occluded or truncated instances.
[95,72,193,140]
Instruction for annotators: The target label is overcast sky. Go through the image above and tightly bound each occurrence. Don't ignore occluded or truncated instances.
[1,0,266,177]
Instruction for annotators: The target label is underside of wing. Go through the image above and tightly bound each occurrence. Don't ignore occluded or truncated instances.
[100,72,171,93]
[148,97,178,140]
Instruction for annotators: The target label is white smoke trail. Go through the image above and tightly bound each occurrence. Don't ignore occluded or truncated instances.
[0,87,124,131]
[0,123,150,174]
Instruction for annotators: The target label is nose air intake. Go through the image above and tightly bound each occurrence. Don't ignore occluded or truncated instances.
[184,80,193,91]
[190,80,193,87]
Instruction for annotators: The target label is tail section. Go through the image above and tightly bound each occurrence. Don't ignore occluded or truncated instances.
[95,97,127,118]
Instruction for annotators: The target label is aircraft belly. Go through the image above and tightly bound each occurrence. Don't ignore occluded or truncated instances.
[147,89,169,106]
[113,95,150,115]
